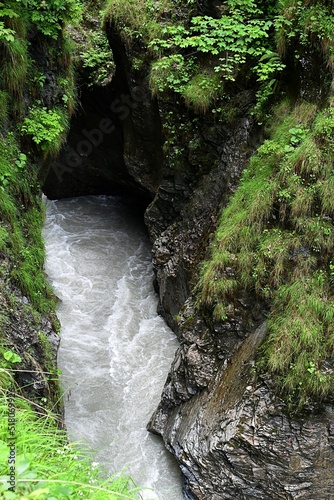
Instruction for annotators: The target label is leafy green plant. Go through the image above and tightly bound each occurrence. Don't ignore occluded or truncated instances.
[80,31,115,86]
[150,54,197,95]
[0,2,18,42]
[21,106,68,155]
[25,0,82,39]
[32,73,46,90]
[57,69,77,116]
[146,0,286,112]
[0,349,21,390]
[149,5,281,79]
[0,134,27,191]
[0,22,15,42]
[289,126,308,146]
[2,350,22,366]
[15,153,27,171]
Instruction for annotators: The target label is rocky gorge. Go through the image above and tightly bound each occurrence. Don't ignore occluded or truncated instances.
[1,0,334,498]
[40,1,334,498]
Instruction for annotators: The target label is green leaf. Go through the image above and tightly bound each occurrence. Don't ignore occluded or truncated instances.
[3,351,22,364]
[17,456,31,477]
[27,488,50,499]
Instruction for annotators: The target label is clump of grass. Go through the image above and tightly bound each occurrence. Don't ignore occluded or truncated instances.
[183,71,221,113]
[0,38,28,97]
[197,99,334,408]
[261,274,334,402]
[0,91,8,126]
[103,0,151,45]
[103,0,171,45]
[0,227,9,253]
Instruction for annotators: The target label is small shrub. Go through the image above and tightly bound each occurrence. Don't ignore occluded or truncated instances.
[28,0,82,39]
[150,54,196,95]
[80,31,115,86]
[21,106,69,155]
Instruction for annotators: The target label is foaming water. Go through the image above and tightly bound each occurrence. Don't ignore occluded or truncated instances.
[43,196,182,500]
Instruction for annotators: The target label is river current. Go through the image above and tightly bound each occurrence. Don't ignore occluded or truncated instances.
[43,195,182,500]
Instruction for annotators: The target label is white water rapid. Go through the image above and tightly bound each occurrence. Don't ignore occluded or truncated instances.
[43,196,183,500]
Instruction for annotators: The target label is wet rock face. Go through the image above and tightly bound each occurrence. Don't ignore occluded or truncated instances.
[131,79,334,500]
[149,302,334,499]
[146,109,258,329]
[174,386,334,500]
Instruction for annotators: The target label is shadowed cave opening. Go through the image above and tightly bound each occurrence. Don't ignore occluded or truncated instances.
[42,83,152,203]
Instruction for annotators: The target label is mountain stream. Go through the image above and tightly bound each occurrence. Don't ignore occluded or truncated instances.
[43,195,182,500]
